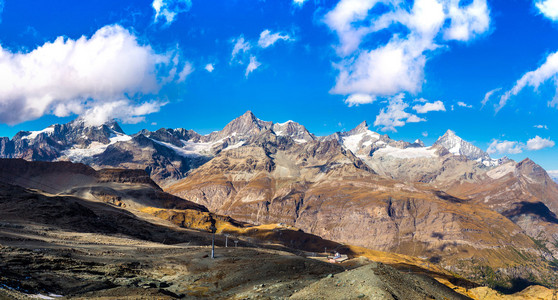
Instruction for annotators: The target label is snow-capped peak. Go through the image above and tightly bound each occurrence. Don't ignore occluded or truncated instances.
[434,130,490,161]
[340,121,381,154]
[21,127,55,140]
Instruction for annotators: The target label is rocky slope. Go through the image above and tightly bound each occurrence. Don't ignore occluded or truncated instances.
[164,133,557,288]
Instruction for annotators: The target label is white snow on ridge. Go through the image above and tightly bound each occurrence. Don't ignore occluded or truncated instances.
[224,141,245,150]
[22,127,55,140]
[374,146,437,159]
[276,120,294,126]
[62,132,131,162]
[342,130,380,153]
[153,139,214,157]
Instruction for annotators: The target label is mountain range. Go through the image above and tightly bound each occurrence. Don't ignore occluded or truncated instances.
[2,111,558,289]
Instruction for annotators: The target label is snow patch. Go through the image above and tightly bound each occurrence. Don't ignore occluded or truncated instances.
[294,139,308,144]
[62,133,131,162]
[342,130,380,153]
[224,141,245,150]
[154,139,214,157]
[276,120,294,126]
[374,146,437,159]
[22,127,55,140]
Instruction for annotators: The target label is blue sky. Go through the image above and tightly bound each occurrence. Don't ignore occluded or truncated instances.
[0,0,557,171]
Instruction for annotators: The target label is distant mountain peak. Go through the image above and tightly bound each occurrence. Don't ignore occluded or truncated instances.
[347,121,369,135]
[443,129,456,136]
[69,117,124,134]
[434,130,490,161]
[206,111,272,142]
[239,110,257,121]
[272,120,315,142]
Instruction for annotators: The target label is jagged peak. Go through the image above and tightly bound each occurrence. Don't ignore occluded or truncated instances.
[436,129,460,143]
[237,110,258,122]
[349,121,368,132]
[519,157,535,165]
[68,117,124,134]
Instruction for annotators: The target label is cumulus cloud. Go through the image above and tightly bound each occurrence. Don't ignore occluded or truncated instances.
[152,0,192,26]
[526,135,555,150]
[443,0,490,41]
[205,63,214,72]
[373,94,425,132]
[245,56,261,77]
[324,0,491,103]
[487,140,523,155]
[534,124,548,129]
[497,51,558,111]
[345,94,375,106]
[536,0,558,21]
[487,136,554,154]
[0,24,187,125]
[231,36,251,62]
[412,100,446,113]
[258,30,292,48]
[80,100,167,127]
[457,101,473,108]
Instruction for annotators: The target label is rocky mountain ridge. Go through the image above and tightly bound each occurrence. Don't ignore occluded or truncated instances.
[0,111,506,184]
[2,111,558,290]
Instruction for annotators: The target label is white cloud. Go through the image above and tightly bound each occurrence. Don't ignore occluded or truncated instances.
[0,24,184,125]
[548,170,558,182]
[412,100,446,113]
[486,136,554,154]
[536,0,558,21]
[231,36,251,62]
[205,63,215,73]
[373,94,425,132]
[324,0,491,102]
[345,93,375,106]
[293,0,308,6]
[497,51,558,111]
[152,0,192,26]
[457,101,473,108]
[487,140,523,155]
[245,56,261,77]
[177,62,193,82]
[422,131,428,137]
[80,100,167,127]
[443,0,490,41]
[534,124,548,129]
[526,135,555,150]
[258,30,292,48]
[481,87,501,106]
